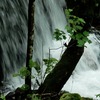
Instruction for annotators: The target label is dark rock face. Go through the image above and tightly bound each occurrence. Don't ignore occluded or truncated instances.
[6,88,28,100]
[65,0,100,28]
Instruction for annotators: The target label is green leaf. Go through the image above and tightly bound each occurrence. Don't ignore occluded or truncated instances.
[70,34,75,39]
[19,67,30,78]
[29,59,40,73]
[43,59,48,65]
[63,35,66,40]
[0,94,6,100]
[72,28,77,33]
[65,9,73,17]
[96,94,100,98]
[69,19,74,24]
[61,30,66,34]
[88,39,92,44]
[27,94,32,98]
[83,31,89,36]
[82,37,88,42]
[45,66,52,74]
[78,18,86,24]
[75,34,83,40]
[65,25,73,34]
[55,8,91,47]
[44,58,58,74]
[13,73,20,77]
[32,94,41,100]
[75,25,83,30]
[29,59,36,68]
[73,15,77,18]
[54,29,66,41]
[68,9,73,12]
[31,75,35,79]
[34,63,40,73]
[77,40,85,47]
[49,58,58,63]
[20,84,29,91]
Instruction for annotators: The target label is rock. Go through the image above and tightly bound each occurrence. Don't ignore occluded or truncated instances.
[6,92,15,100]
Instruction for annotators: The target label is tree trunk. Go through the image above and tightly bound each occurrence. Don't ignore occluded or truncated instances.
[38,39,84,94]
[25,0,35,91]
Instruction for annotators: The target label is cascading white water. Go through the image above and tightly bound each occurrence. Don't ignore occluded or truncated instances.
[0,0,28,91]
[0,0,100,98]
[63,34,100,98]
[34,0,67,62]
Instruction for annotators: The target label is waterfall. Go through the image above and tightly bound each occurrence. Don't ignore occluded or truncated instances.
[0,0,28,91]
[34,0,67,62]
[0,0,100,98]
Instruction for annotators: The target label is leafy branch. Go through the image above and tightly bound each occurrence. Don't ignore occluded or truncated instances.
[53,9,92,47]
[43,58,58,74]
[65,9,92,47]
[54,29,66,41]
[13,57,58,88]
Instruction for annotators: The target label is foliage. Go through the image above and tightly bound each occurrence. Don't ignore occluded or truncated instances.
[31,94,41,100]
[60,93,82,100]
[96,94,100,97]
[54,29,66,41]
[65,9,92,47]
[13,59,41,78]
[29,59,40,73]
[59,92,93,100]
[27,94,41,100]
[53,9,92,47]
[96,93,100,99]
[81,97,93,100]
[13,67,30,79]
[13,58,58,86]
[20,84,30,91]
[0,94,6,100]
[43,58,58,74]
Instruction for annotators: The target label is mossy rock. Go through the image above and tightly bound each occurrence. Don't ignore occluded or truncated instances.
[81,97,93,100]
[60,93,82,100]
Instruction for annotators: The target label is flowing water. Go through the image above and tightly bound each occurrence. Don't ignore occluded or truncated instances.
[0,0,28,91]
[0,0,100,98]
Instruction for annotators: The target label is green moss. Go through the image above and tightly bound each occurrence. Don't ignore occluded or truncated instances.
[60,93,82,100]
[81,97,93,100]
